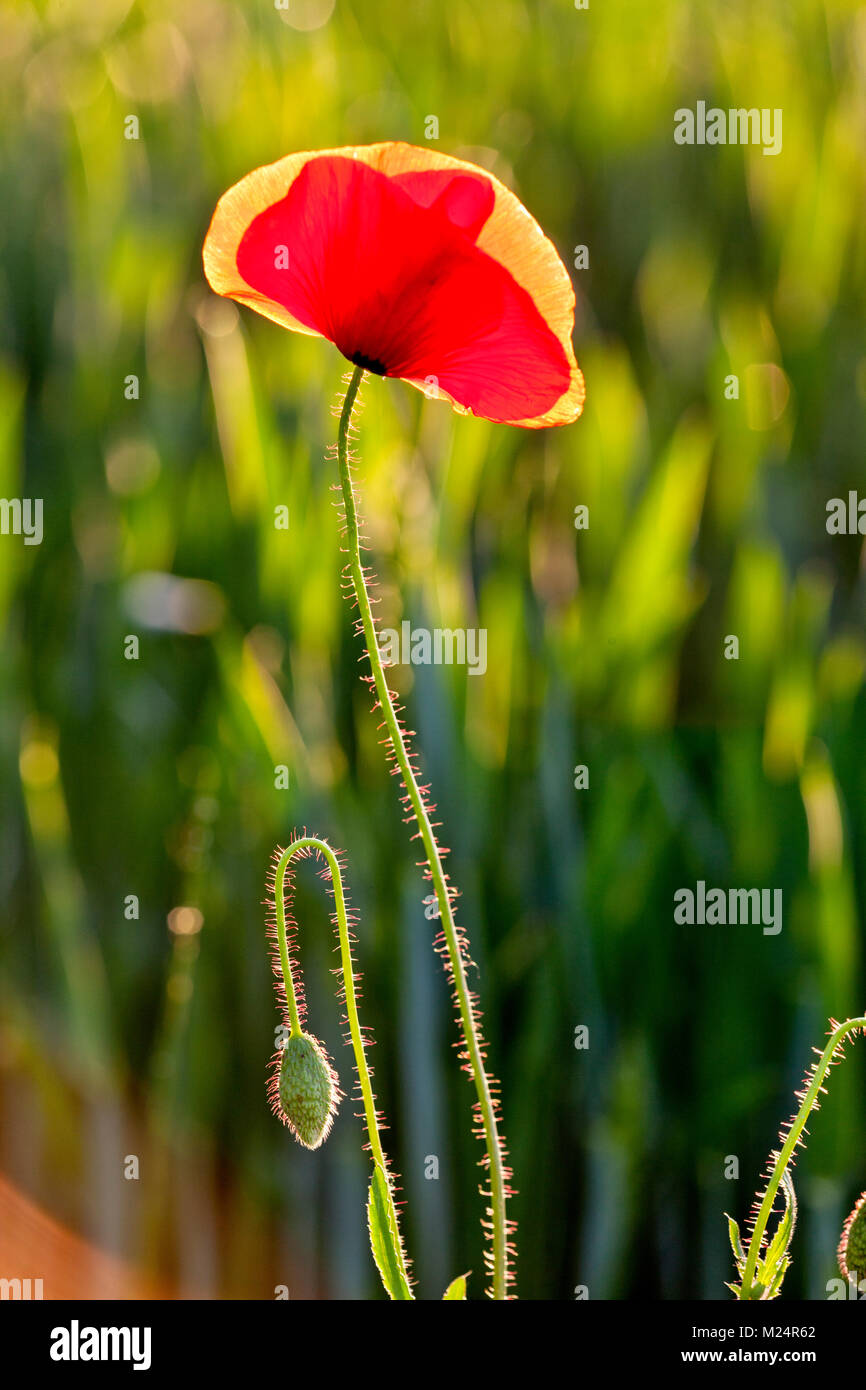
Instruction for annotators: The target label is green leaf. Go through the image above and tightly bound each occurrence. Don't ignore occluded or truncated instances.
[726,1214,744,1269]
[754,1168,798,1299]
[766,1256,790,1300]
[443,1273,468,1300]
[367,1164,412,1300]
[762,1169,797,1273]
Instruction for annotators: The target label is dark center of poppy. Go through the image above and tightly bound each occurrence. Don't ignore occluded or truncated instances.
[350,350,389,376]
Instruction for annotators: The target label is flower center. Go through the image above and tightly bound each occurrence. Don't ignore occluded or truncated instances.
[349,350,389,376]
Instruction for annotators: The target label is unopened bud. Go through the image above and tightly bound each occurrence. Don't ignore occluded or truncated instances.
[277,1031,339,1149]
[838,1191,866,1281]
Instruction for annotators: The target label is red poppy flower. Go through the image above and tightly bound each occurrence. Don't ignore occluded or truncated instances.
[203,142,584,428]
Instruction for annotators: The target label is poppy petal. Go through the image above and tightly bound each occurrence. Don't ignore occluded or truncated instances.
[392,168,495,239]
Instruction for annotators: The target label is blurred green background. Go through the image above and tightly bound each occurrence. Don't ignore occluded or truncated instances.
[1,0,865,1300]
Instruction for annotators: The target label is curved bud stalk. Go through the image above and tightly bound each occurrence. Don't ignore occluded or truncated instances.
[266,834,413,1298]
[727,1014,866,1300]
[331,366,514,1299]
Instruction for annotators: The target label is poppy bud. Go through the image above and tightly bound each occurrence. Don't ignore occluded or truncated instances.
[839,1191,866,1282]
[277,1031,339,1150]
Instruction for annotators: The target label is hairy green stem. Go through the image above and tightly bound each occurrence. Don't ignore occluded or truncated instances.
[336,365,511,1299]
[273,834,413,1294]
[740,1014,866,1296]
[274,845,302,1038]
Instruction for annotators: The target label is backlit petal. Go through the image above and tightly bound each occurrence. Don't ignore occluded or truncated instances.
[203,142,584,428]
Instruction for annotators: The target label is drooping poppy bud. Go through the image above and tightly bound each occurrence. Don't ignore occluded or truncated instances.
[274,1031,339,1150]
[838,1191,866,1282]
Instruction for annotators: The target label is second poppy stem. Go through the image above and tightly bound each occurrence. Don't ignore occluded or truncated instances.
[739,1014,866,1296]
[335,364,512,1299]
[272,836,413,1296]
